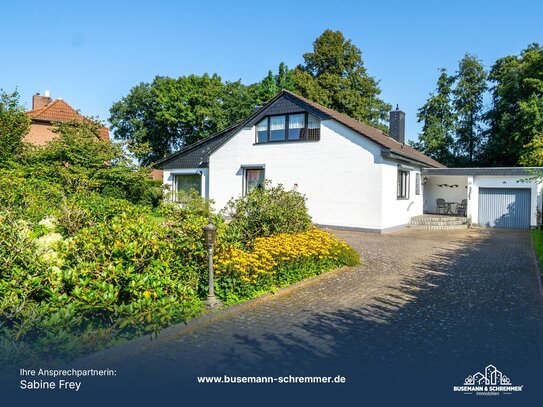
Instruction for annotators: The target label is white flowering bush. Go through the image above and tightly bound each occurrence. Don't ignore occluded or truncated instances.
[38,216,57,232]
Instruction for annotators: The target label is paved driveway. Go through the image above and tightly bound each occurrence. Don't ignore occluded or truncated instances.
[23,228,543,406]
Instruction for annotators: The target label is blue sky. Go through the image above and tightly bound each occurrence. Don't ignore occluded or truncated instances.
[1,0,542,143]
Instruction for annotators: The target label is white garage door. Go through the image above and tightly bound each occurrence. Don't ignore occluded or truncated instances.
[478,188,531,229]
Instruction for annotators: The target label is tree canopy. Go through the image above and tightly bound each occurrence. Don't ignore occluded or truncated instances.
[109,74,256,165]
[411,69,457,166]
[484,43,543,166]
[291,30,391,131]
[453,54,487,165]
[109,31,543,168]
[0,89,31,164]
[109,30,393,164]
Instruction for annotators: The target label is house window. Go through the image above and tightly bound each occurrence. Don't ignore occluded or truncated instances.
[174,173,201,200]
[244,168,265,195]
[255,113,320,143]
[288,113,305,140]
[270,116,286,141]
[256,120,268,143]
[415,173,421,195]
[397,170,409,199]
[307,114,320,140]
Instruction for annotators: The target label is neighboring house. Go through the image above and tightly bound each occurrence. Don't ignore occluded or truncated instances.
[148,169,164,181]
[24,91,109,145]
[158,90,543,231]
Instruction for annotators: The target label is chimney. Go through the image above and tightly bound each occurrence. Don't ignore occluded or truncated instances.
[389,104,405,144]
[32,91,52,110]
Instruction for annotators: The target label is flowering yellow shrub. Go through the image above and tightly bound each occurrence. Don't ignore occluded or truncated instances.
[216,228,356,286]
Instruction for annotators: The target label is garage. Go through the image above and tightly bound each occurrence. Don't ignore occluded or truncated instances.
[478,188,531,229]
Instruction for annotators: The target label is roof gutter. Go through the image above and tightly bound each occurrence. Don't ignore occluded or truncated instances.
[381,149,438,168]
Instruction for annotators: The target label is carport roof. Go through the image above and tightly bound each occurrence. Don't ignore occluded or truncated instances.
[422,167,543,176]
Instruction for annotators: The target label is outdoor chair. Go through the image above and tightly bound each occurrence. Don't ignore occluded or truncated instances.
[436,198,446,214]
[456,199,467,217]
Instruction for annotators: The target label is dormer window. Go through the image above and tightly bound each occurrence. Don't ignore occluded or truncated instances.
[255,113,320,143]
[270,115,286,141]
[288,114,305,140]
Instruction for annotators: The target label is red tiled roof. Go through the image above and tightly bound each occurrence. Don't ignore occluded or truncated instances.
[282,90,445,168]
[26,99,80,122]
[26,99,109,140]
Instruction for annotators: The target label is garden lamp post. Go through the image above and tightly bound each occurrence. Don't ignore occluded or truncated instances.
[202,221,221,308]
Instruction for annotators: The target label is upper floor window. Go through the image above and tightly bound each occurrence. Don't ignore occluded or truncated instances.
[270,115,286,141]
[255,113,320,143]
[256,120,268,143]
[288,113,305,140]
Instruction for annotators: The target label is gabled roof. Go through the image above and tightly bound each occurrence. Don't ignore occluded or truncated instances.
[26,99,109,140]
[279,90,444,168]
[158,90,444,169]
[157,122,244,169]
[26,99,81,122]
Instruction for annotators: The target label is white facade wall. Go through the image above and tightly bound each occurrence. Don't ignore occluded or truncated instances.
[468,176,539,227]
[208,120,408,231]
[380,164,424,229]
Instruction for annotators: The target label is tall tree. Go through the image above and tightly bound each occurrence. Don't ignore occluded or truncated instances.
[109,74,256,165]
[410,69,457,166]
[484,43,543,166]
[519,133,543,166]
[255,62,295,104]
[257,70,280,103]
[276,62,294,90]
[292,30,391,130]
[0,89,31,164]
[453,54,487,165]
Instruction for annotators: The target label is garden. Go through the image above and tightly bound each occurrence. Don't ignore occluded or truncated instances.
[0,104,359,371]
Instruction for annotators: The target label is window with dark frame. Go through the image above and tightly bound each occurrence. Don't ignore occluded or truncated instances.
[255,113,320,143]
[397,170,409,199]
[415,173,421,195]
[244,168,265,195]
[174,173,202,201]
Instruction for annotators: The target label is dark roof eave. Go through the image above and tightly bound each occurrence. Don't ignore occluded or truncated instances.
[156,122,242,167]
[422,167,543,176]
[381,149,442,168]
[30,118,53,124]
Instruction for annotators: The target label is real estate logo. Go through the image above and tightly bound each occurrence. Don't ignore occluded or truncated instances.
[453,364,523,396]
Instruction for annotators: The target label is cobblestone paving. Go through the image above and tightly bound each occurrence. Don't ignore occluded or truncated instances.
[70,228,543,405]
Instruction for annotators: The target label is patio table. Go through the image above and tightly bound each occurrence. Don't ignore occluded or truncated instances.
[444,202,458,215]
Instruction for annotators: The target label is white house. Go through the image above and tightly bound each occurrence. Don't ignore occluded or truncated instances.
[158,90,542,231]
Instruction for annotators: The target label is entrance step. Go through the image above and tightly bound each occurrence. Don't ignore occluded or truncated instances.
[408,214,469,230]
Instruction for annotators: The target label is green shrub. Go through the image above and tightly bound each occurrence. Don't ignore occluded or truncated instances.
[0,167,65,222]
[0,204,211,369]
[223,181,312,244]
[57,192,150,235]
[532,229,543,274]
[22,120,162,206]
[0,89,31,163]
